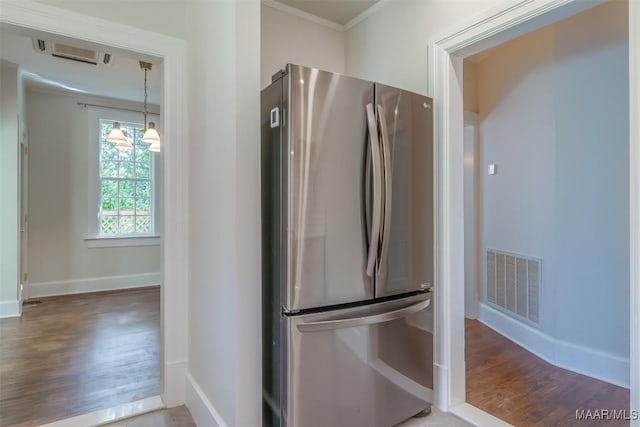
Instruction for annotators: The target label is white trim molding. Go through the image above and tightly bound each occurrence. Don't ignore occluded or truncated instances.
[39,395,164,427]
[163,359,187,409]
[0,300,20,318]
[85,236,160,248]
[0,0,189,408]
[26,273,160,299]
[450,402,513,427]
[432,0,608,57]
[185,372,229,427]
[630,0,640,418]
[261,0,343,31]
[344,0,394,30]
[260,0,393,32]
[429,0,639,423]
[479,303,630,388]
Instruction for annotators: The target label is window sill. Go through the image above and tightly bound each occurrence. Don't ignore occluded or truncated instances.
[85,236,160,248]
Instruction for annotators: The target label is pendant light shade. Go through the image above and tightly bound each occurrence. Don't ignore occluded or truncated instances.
[142,121,160,143]
[106,122,127,144]
[148,139,161,152]
[114,129,133,150]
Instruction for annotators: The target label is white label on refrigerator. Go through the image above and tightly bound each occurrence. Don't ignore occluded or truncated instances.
[270,107,280,128]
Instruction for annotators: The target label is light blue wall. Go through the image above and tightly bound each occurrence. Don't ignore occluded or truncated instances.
[553,2,629,355]
[478,0,629,358]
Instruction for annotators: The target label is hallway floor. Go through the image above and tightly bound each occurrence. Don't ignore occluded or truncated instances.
[0,287,160,427]
[465,319,630,426]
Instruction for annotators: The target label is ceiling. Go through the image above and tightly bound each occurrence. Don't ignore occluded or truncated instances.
[0,2,378,101]
[0,28,161,105]
[274,0,380,25]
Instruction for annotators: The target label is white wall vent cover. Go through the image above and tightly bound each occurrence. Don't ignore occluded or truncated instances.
[32,39,113,66]
[486,249,540,324]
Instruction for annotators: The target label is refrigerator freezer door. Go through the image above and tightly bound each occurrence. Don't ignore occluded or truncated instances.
[285,65,375,312]
[284,293,433,427]
[375,84,434,299]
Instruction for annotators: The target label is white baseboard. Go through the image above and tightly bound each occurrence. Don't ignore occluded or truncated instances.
[25,272,161,299]
[450,402,513,427]
[162,359,187,407]
[40,395,164,427]
[186,372,229,427]
[0,300,20,318]
[433,363,449,411]
[478,303,630,388]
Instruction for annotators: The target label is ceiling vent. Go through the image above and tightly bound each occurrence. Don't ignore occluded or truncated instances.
[32,39,113,66]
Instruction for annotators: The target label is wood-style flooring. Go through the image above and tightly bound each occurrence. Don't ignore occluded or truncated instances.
[0,287,160,427]
[465,319,630,427]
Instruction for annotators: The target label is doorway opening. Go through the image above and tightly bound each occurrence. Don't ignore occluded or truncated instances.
[431,0,638,424]
[461,2,630,424]
[0,26,164,426]
[0,2,189,424]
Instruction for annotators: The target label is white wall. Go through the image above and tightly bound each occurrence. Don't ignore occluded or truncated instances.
[33,0,187,40]
[261,4,344,88]
[25,89,161,295]
[0,60,20,316]
[184,1,261,426]
[476,0,629,379]
[344,0,502,94]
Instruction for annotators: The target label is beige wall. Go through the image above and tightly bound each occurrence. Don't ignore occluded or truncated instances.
[25,89,160,286]
[261,4,345,88]
[34,0,187,39]
[463,59,478,113]
[0,61,20,308]
[345,0,502,94]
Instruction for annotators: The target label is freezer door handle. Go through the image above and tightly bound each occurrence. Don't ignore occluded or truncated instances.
[365,103,383,277]
[296,298,430,332]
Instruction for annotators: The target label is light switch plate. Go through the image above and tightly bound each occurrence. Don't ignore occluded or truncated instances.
[488,164,497,175]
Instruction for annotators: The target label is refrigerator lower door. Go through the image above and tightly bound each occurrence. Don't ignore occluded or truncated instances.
[283,293,433,427]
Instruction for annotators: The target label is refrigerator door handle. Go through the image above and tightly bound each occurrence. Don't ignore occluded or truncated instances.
[296,298,430,332]
[377,104,393,272]
[365,103,383,277]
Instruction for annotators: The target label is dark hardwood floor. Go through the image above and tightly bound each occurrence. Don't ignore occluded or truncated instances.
[0,287,160,427]
[465,319,630,426]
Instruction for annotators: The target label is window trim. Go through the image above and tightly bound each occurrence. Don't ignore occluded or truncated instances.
[85,235,160,248]
[87,106,160,241]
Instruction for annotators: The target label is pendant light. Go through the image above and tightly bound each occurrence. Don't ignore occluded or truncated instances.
[115,129,133,150]
[106,121,126,143]
[107,122,133,150]
[140,61,161,152]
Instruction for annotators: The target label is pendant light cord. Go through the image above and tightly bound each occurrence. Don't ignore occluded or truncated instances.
[143,67,148,130]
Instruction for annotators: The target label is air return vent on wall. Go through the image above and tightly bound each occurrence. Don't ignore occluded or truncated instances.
[486,249,540,324]
[32,39,113,66]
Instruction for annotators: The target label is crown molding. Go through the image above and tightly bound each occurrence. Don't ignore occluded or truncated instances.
[261,0,344,32]
[261,0,392,33]
[344,0,393,31]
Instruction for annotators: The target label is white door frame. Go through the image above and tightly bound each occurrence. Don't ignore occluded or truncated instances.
[0,1,189,407]
[429,0,639,424]
[463,111,478,320]
[19,115,27,309]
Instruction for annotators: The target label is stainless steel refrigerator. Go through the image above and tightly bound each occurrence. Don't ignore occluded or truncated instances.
[261,64,434,427]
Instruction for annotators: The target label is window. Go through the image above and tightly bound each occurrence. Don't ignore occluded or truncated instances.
[98,120,153,236]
